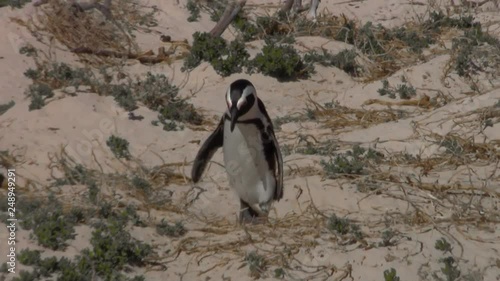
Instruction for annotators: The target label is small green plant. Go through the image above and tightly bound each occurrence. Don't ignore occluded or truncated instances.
[156,219,187,237]
[159,120,183,131]
[133,72,203,126]
[383,268,400,281]
[106,135,131,159]
[19,45,37,56]
[26,83,54,111]
[0,100,15,116]
[321,145,383,178]
[379,229,397,247]
[107,84,138,111]
[245,251,267,279]
[377,79,417,100]
[437,256,461,281]
[440,137,464,155]
[186,0,200,22]
[327,214,363,240]
[274,267,285,279]
[435,237,453,253]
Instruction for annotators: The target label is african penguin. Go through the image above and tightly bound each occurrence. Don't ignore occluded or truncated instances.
[191,79,284,224]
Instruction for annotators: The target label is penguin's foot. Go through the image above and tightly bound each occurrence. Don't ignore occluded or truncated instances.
[239,199,268,225]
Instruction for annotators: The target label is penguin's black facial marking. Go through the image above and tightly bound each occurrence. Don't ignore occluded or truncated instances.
[238,93,255,116]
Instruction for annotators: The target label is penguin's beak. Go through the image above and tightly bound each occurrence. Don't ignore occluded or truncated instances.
[230,106,239,132]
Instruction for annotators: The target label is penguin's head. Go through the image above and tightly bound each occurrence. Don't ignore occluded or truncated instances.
[226,79,257,132]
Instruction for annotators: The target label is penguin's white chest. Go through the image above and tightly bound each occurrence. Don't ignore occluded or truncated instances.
[222,120,275,208]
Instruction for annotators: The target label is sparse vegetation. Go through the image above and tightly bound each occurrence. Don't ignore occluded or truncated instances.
[377,78,417,100]
[15,217,150,280]
[26,83,54,111]
[379,229,397,247]
[156,219,187,237]
[321,145,383,178]
[4,2,500,280]
[22,53,202,127]
[1,0,31,8]
[245,251,267,279]
[304,49,361,77]
[131,175,152,195]
[437,256,461,281]
[327,214,363,241]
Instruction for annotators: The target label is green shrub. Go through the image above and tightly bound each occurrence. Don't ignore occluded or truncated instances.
[106,135,131,160]
[304,49,360,77]
[0,100,15,116]
[182,32,249,77]
[19,196,76,250]
[249,40,311,81]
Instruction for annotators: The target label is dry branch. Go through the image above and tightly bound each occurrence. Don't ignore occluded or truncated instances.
[70,0,113,20]
[70,46,170,64]
[209,0,247,37]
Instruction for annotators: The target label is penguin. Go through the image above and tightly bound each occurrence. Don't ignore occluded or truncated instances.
[191,79,283,224]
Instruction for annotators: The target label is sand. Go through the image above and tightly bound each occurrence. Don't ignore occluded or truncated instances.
[1,0,500,280]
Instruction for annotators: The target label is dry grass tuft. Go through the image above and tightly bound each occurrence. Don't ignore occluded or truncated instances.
[13,0,158,65]
[306,98,405,133]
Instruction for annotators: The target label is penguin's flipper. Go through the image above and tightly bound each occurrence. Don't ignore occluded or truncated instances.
[257,99,284,201]
[268,127,284,201]
[191,116,225,183]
